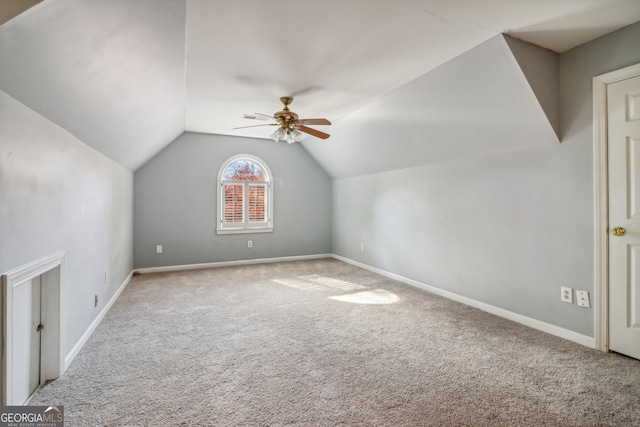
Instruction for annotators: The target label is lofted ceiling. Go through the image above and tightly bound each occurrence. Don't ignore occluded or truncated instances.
[304,34,562,178]
[1,0,639,173]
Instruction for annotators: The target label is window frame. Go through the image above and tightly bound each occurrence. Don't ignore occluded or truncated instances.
[216,154,273,235]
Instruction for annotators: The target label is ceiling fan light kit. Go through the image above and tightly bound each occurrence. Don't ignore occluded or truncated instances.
[235,96,331,143]
[271,127,303,144]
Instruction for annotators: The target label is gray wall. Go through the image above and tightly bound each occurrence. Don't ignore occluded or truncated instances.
[134,132,332,268]
[0,90,133,358]
[332,22,640,337]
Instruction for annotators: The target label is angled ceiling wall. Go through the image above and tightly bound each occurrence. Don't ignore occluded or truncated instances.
[302,35,560,179]
[0,0,186,170]
[504,36,560,139]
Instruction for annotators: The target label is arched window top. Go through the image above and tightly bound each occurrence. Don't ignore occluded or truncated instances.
[221,156,270,182]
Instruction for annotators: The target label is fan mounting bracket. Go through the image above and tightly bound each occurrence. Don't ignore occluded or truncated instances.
[280,96,293,107]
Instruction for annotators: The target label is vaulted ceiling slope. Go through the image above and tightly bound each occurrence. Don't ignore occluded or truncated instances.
[1,0,639,173]
[302,34,560,179]
[0,0,186,170]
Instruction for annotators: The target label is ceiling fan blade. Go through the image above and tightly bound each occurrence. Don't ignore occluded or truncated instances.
[299,125,330,140]
[299,118,331,126]
[242,113,276,121]
[233,123,278,130]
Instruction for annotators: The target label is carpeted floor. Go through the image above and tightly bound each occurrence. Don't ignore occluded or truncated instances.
[29,258,640,426]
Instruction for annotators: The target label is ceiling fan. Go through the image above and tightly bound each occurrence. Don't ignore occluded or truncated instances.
[234,97,331,143]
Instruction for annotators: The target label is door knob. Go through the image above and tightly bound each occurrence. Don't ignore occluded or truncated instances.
[611,226,626,236]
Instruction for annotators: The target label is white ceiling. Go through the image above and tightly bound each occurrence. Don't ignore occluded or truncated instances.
[0,0,186,170]
[186,0,640,140]
[1,0,639,172]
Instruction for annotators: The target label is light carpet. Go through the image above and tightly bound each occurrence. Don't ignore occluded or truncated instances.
[29,258,640,426]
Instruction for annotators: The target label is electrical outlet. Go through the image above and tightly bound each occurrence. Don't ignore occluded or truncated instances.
[104,271,108,285]
[561,287,573,304]
[360,243,365,251]
[156,245,163,254]
[576,290,591,308]
[248,240,253,248]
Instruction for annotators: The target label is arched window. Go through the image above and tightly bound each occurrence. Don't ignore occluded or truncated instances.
[217,155,273,234]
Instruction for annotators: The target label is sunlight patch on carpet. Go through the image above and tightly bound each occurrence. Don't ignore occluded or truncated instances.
[297,275,366,291]
[329,289,399,304]
[270,278,324,291]
[270,275,366,292]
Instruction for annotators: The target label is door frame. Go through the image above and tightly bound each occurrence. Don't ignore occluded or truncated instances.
[593,62,640,352]
[1,251,66,405]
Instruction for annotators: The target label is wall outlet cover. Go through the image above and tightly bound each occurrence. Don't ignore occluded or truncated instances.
[561,286,573,304]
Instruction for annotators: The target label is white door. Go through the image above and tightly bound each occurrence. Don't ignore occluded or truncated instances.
[12,276,42,403]
[608,74,640,360]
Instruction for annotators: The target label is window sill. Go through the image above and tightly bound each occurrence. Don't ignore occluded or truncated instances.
[216,227,273,235]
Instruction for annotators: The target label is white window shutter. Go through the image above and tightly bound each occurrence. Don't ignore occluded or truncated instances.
[223,183,244,223]
[248,183,267,222]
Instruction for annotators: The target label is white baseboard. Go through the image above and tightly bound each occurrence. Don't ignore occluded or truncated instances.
[134,254,333,274]
[332,254,596,349]
[65,270,134,369]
